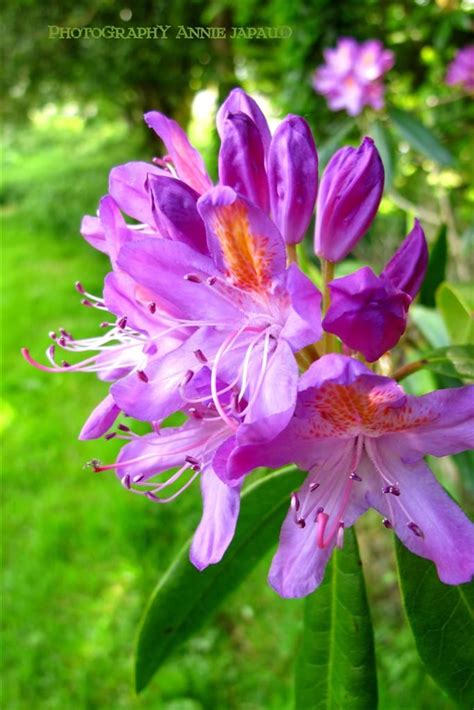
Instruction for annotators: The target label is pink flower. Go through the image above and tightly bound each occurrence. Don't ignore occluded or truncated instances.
[445,45,474,94]
[313,38,394,116]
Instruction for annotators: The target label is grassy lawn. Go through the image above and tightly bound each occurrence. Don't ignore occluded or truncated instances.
[1,119,454,709]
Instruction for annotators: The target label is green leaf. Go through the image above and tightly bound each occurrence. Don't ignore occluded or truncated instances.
[421,345,474,381]
[370,120,395,189]
[388,107,455,167]
[395,540,474,707]
[294,528,377,710]
[436,282,474,344]
[318,119,354,166]
[135,466,304,693]
[410,304,450,348]
[419,224,448,307]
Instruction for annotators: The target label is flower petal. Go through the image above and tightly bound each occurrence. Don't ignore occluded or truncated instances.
[79,394,120,440]
[197,186,286,293]
[268,115,318,244]
[148,174,208,253]
[190,466,241,570]
[366,439,474,585]
[108,161,166,226]
[216,88,271,158]
[381,220,428,299]
[279,263,322,350]
[218,111,269,212]
[144,111,212,195]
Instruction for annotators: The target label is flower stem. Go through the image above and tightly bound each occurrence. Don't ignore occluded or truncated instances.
[286,243,298,266]
[321,259,335,354]
[392,358,428,382]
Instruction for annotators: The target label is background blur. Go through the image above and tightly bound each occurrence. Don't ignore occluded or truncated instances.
[2,1,473,708]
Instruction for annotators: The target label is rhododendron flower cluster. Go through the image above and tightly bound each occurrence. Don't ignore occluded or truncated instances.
[23,88,474,597]
[313,38,395,116]
[445,45,474,94]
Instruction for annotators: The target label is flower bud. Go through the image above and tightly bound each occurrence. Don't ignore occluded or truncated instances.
[314,137,384,262]
[268,115,318,244]
[216,88,271,158]
[218,112,269,213]
[381,220,428,299]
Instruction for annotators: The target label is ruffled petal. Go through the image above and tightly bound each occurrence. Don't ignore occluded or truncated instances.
[108,161,166,226]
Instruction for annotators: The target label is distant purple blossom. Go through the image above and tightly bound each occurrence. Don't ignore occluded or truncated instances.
[313,38,395,116]
[445,45,474,93]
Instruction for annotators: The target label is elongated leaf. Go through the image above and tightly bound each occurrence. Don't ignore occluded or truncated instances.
[436,282,474,344]
[395,540,474,707]
[420,345,474,381]
[370,120,395,189]
[419,224,448,307]
[294,528,377,710]
[135,466,304,692]
[388,107,455,167]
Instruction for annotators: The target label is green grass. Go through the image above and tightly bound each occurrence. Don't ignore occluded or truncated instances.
[1,120,455,709]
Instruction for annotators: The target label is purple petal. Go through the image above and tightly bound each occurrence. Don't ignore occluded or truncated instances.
[117,237,241,323]
[80,215,107,254]
[79,394,120,440]
[148,174,207,253]
[279,263,322,350]
[190,467,241,570]
[323,267,410,361]
[108,161,167,226]
[315,137,384,262]
[98,195,133,267]
[144,111,212,194]
[218,111,269,212]
[268,115,318,244]
[366,439,474,585]
[197,186,286,292]
[216,88,271,158]
[298,353,370,391]
[381,220,428,299]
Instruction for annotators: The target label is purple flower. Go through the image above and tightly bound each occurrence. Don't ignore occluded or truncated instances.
[322,221,428,361]
[314,137,384,262]
[226,354,474,597]
[445,46,474,94]
[313,38,395,116]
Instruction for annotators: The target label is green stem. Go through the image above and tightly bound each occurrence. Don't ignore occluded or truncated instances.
[392,358,428,382]
[286,243,298,266]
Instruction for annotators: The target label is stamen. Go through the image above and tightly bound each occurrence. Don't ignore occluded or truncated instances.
[137,370,149,383]
[181,369,194,387]
[407,522,424,538]
[118,424,131,432]
[316,511,329,549]
[336,522,345,549]
[207,276,217,286]
[382,485,400,496]
[75,281,86,294]
[185,455,200,467]
[184,273,202,283]
[104,432,116,440]
[350,472,362,482]
[118,316,128,330]
[382,518,392,529]
[309,482,320,492]
[194,349,207,363]
[148,302,157,314]
[122,474,131,489]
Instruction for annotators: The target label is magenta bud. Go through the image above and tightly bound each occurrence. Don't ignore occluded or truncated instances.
[216,88,271,158]
[381,220,428,299]
[314,137,384,262]
[218,111,269,213]
[268,115,318,245]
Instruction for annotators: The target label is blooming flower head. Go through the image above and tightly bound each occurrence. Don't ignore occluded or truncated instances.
[226,355,474,597]
[445,45,474,93]
[313,38,395,116]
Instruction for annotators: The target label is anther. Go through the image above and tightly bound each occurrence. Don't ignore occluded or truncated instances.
[336,522,345,549]
[194,349,208,363]
[145,491,159,502]
[104,432,116,440]
[81,299,93,307]
[407,522,424,538]
[75,281,86,294]
[181,370,194,386]
[58,337,67,347]
[309,482,320,492]
[118,424,131,432]
[185,455,200,466]
[60,329,72,339]
[133,474,145,483]
[61,361,71,368]
[122,474,131,489]
[382,518,392,529]
[382,485,400,496]
[350,472,362,482]
[291,492,300,512]
[188,407,203,419]
[296,518,306,528]
[148,302,157,314]
[118,316,128,329]
[100,321,111,328]
[137,370,149,383]
[49,331,57,340]
[86,459,101,471]
[207,276,217,286]
[184,273,202,283]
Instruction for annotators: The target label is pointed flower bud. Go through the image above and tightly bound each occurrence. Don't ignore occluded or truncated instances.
[268,115,318,245]
[218,112,269,213]
[216,88,272,158]
[314,137,384,262]
[381,220,428,299]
